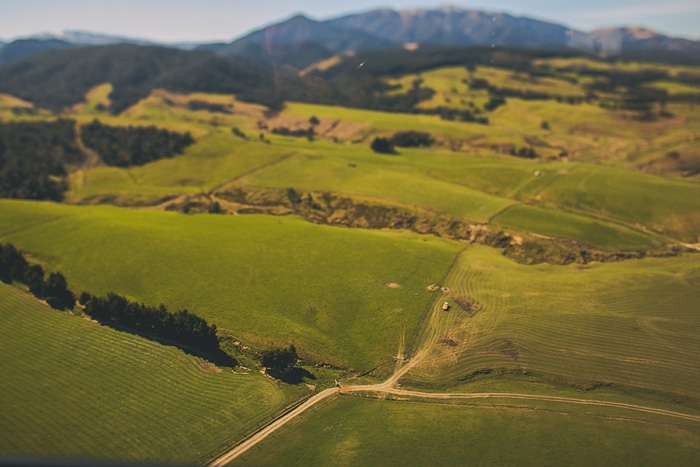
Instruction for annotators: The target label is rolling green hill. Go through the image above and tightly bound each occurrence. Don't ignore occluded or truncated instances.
[405,245,700,406]
[1,45,699,466]
[0,282,301,464]
[231,396,700,467]
[0,199,460,372]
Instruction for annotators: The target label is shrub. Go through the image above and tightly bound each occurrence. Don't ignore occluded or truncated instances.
[370,137,395,154]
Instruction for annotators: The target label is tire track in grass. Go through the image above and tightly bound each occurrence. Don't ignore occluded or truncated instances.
[208,247,700,464]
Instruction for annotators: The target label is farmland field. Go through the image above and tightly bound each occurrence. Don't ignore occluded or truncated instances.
[0,199,460,371]
[0,282,301,465]
[2,38,700,466]
[491,204,662,250]
[403,245,700,408]
[231,396,700,467]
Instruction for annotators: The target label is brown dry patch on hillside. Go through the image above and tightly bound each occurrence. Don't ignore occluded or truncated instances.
[300,52,355,76]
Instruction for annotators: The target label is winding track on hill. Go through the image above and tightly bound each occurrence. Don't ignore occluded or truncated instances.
[209,247,700,465]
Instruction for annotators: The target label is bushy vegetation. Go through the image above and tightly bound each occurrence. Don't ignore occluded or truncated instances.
[0,200,460,371]
[186,99,232,113]
[370,136,395,154]
[271,126,315,140]
[0,242,74,310]
[0,120,82,200]
[0,240,221,358]
[0,283,295,464]
[83,292,221,356]
[389,130,434,148]
[0,44,282,113]
[261,345,298,373]
[80,119,194,167]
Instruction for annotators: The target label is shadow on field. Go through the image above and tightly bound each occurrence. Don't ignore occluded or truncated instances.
[92,319,238,369]
[268,367,316,384]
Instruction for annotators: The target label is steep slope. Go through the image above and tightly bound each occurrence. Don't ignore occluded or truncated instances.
[0,44,279,112]
[328,7,573,49]
[220,14,392,56]
[0,38,75,66]
[201,39,334,72]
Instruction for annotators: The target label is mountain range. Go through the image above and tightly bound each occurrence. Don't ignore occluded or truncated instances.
[1,6,699,67]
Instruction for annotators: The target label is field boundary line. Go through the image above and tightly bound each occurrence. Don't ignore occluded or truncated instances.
[0,215,70,238]
[209,151,298,193]
[405,244,469,358]
[339,388,700,423]
[486,202,520,223]
[207,388,339,467]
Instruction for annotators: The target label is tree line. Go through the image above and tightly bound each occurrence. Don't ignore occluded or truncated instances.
[0,241,222,359]
[80,119,194,167]
[0,242,75,310]
[81,292,220,355]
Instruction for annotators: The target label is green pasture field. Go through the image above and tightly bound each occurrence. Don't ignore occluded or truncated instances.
[281,101,505,138]
[0,93,53,121]
[472,65,585,97]
[491,204,663,250]
[0,282,301,465]
[232,396,700,467]
[62,111,692,250]
[532,57,615,71]
[537,164,700,242]
[647,80,700,95]
[385,65,584,111]
[0,200,460,371]
[404,245,700,408]
[240,147,517,221]
[67,130,290,204]
[239,140,678,249]
[71,82,113,114]
[385,66,490,109]
[486,98,700,166]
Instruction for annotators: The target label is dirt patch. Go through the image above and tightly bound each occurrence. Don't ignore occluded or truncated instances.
[439,337,460,347]
[452,296,482,313]
[427,284,440,291]
[196,359,221,373]
[441,287,451,293]
[384,282,402,288]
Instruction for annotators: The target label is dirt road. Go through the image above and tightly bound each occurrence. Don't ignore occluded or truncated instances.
[208,266,700,465]
[339,386,700,422]
[209,387,339,467]
[208,363,699,466]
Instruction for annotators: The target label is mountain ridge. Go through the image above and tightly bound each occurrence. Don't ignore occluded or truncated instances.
[1,6,698,68]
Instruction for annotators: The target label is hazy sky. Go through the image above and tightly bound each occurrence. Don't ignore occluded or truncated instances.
[1,0,699,43]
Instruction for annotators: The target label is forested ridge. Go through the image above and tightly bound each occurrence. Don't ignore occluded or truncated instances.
[0,119,194,200]
[2,43,696,118]
[0,44,282,113]
[0,120,82,200]
[81,119,194,167]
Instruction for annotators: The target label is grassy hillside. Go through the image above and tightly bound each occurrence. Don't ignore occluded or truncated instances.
[404,245,700,407]
[232,396,700,467]
[491,204,662,250]
[1,52,699,466]
[0,200,460,371]
[538,165,700,242]
[0,282,300,464]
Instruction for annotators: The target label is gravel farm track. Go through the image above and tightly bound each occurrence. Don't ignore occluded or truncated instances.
[209,338,700,466]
